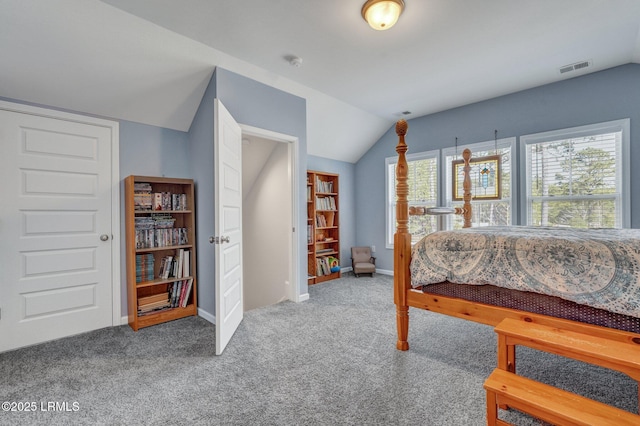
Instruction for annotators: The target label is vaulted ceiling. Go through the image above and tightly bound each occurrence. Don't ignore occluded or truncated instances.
[2,1,640,162]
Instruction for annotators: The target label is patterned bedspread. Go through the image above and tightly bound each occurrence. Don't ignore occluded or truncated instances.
[410,226,640,319]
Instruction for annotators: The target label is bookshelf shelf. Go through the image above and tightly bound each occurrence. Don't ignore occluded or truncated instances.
[307,170,341,284]
[135,275,195,289]
[125,175,198,331]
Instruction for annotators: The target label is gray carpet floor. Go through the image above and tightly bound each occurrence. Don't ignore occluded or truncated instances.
[0,274,637,425]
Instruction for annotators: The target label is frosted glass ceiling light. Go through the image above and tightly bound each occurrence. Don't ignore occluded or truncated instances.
[362,0,405,31]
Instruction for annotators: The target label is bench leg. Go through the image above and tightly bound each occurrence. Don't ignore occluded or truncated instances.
[496,335,516,411]
[486,389,498,426]
[497,334,516,373]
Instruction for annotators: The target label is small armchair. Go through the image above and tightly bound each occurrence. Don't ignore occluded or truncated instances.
[351,246,376,277]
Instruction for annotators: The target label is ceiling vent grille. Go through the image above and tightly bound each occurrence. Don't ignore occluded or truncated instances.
[559,60,592,75]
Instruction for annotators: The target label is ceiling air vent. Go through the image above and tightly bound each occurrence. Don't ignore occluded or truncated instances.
[559,60,592,75]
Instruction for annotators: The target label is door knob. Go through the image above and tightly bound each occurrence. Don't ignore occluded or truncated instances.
[100,234,109,241]
[209,236,230,244]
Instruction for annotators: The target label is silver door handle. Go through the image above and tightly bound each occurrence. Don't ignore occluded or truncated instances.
[209,236,230,244]
[100,234,109,241]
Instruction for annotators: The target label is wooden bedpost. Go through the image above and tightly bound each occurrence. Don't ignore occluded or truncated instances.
[462,148,472,228]
[394,119,411,351]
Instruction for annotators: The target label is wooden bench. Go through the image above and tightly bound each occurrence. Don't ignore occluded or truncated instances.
[494,317,640,410]
[484,368,640,426]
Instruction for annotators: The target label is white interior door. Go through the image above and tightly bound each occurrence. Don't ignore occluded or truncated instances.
[213,99,243,355]
[0,107,115,352]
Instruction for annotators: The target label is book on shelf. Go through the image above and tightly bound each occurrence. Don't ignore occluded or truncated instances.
[181,278,193,307]
[183,250,190,277]
[170,281,181,307]
[176,248,184,279]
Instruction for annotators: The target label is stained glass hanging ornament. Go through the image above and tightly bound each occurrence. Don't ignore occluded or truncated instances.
[479,161,493,190]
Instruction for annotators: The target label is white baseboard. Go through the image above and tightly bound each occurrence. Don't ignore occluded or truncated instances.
[198,308,215,324]
[340,266,392,276]
[297,293,309,302]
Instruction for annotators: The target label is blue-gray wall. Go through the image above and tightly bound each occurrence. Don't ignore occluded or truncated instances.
[118,120,191,314]
[307,155,356,270]
[190,68,308,318]
[356,64,640,272]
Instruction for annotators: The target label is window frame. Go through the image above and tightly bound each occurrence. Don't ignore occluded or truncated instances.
[385,149,440,248]
[520,119,630,228]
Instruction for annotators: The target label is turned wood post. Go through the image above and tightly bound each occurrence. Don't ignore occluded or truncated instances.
[394,119,411,351]
[462,148,472,228]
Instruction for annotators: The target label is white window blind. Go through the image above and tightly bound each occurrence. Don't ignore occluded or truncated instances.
[386,151,439,246]
[522,119,629,228]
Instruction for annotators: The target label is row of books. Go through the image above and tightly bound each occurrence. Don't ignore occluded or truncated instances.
[158,249,191,280]
[315,196,336,211]
[315,213,334,228]
[137,249,192,316]
[135,214,176,230]
[315,178,334,193]
[136,278,193,316]
[135,228,188,249]
[137,292,171,315]
[316,256,339,277]
[135,253,155,283]
[134,184,188,211]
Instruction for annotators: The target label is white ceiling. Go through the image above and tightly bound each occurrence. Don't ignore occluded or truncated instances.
[2,0,640,163]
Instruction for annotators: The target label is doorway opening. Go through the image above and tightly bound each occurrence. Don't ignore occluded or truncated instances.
[240,124,298,311]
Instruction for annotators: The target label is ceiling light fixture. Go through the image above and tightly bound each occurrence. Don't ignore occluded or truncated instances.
[362,0,405,31]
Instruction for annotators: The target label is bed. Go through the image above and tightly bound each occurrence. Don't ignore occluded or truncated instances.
[392,119,640,352]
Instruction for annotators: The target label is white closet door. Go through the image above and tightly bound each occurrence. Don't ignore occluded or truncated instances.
[0,107,116,352]
[214,99,244,355]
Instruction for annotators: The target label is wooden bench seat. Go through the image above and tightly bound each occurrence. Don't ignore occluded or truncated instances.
[494,318,640,394]
[484,368,640,426]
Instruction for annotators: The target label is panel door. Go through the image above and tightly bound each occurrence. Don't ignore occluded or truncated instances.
[0,109,114,352]
[214,99,243,355]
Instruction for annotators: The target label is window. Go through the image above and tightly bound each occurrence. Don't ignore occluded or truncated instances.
[386,150,439,247]
[521,119,630,228]
[443,138,516,229]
